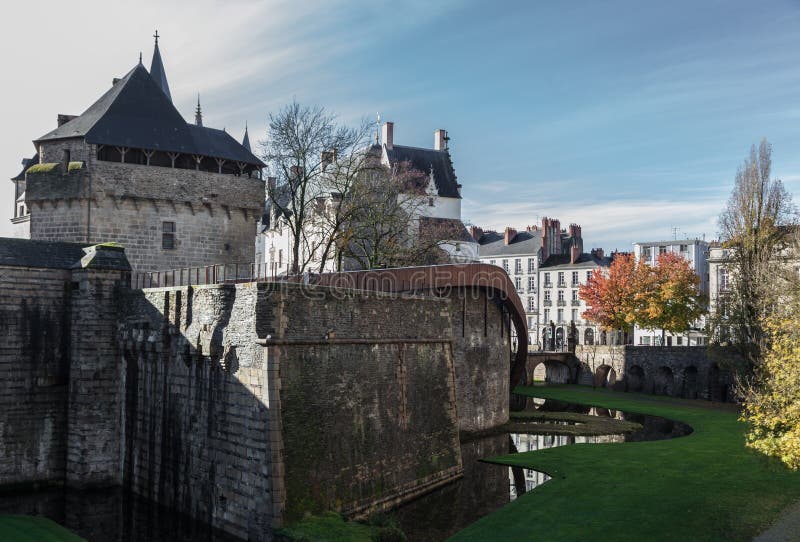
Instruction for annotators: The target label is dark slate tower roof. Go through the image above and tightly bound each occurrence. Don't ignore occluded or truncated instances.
[149,31,171,101]
[386,145,461,198]
[34,64,264,167]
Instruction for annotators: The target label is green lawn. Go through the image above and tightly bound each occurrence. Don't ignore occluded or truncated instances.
[0,516,85,542]
[449,385,800,542]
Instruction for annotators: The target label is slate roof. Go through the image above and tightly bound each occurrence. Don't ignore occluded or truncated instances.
[0,238,91,269]
[11,154,38,181]
[540,253,610,270]
[386,145,460,198]
[419,217,475,243]
[478,230,542,257]
[35,64,263,167]
[149,41,171,101]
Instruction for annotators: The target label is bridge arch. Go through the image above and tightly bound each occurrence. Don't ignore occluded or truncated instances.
[595,364,617,388]
[682,366,699,399]
[626,364,645,392]
[654,366,675,396]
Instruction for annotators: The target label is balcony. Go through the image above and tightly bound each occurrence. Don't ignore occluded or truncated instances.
[543,299,552,307]
[557,281,566,288]
[571,299,581,306]
[544,282,552,288]
[571,281,580,287]
[557,300,567,307]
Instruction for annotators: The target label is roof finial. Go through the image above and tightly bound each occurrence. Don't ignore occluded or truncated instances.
[139,52,142,65]
[375,112,381,145]
[153,29,160,45]
[195,93,203,127]
[242,121,252,152]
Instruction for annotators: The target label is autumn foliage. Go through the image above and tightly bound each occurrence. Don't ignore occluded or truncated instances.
[579,252,706,336]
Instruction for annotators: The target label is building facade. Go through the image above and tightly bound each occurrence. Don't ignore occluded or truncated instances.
[632,238,710,346]
[10,37,264,273]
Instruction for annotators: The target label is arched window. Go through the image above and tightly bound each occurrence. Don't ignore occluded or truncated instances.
[600,330,607,346]
[584,328,594,345]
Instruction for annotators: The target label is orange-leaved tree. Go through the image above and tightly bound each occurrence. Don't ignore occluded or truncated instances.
[579,254,639,335]
[642,253,706,339]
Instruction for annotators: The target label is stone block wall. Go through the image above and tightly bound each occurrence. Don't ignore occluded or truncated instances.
[119,284,274,541]
[0,265,71,486]
[448,288,510,432]
[26,157,264,272]
[272,284,462,523]
[574,345,734,400]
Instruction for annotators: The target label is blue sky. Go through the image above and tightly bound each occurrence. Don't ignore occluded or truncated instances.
[3,0,800,250]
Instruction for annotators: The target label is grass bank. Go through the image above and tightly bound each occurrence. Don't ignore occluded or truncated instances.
[449,385,800,542]
[0,516,85,542]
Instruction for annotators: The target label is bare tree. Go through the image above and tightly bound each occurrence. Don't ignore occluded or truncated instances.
[715,138,795,370]
[340,161,465,269]
[260,101,373,274]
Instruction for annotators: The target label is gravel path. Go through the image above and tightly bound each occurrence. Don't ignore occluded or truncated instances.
[754,500,800,541]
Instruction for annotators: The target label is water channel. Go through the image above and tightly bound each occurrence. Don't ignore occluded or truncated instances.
[0,396,691,541]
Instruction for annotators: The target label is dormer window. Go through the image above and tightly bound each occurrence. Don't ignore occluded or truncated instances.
[428,196,435,207]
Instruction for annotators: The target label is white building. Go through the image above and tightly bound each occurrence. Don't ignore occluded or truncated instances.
[256,122,477,274]
[475,218,607,350]
[632,238,710,346]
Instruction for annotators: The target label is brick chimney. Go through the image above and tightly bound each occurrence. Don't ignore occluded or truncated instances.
[568,223,582,240]
[469,225,483,242]
[591,248,604,260]
[504,227,517,245]
[382,122,394,150]
[570,245,580,264]
[434,129,448,151]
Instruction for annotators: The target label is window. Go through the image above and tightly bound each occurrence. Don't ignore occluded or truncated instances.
[544,309,550,323]
[640,336,651,346]
[679,244,688,252]
[544,272,551,286]
[544,290,551,301]
[586,270,592,281]
[719,268,728,292]
[677,336,683,346]
[489,259,496,266]
[502,259,509,272]
[572,271,579,285]
[528,258,535,273]
[644,247,652,260]
[528,316,534,328]
[428,197,435,206]
[572,290,578,301]
[571,309,578,322]
[162,221,176,249]
[557,290,565,302]
[557,309,564,322]
[557,272,565,286]
[528,297,536,311]
[278,249,283,267]
[528,277,536,292]
[515,277,522,290]
[515,259,522,274]
[659,245,667,255]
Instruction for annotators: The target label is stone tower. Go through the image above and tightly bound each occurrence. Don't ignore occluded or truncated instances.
[13,36,265,272]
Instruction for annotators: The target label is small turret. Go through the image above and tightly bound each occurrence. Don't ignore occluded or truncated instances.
[242,122,251,153]
[149,30,172,102]
[195,94,203,127]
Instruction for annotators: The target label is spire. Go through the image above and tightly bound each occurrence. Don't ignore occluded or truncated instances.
[149,30,172,102]
[242,122,251,152]
[195,94,203,126]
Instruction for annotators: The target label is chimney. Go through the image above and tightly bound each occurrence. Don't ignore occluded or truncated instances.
[504,227,517,245]
[434,129,448,151]
[570,245,580,264]
[592,248,604,260]
[57,114,77,127]
[321,149,337,169]
[469,225,483,242]
[382,122,394,150]
[568,223,582,240]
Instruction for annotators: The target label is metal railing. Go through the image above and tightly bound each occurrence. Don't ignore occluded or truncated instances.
[132,263,281,289]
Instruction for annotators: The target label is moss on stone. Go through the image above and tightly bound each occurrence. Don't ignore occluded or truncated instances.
[25,163,59,174]
[67,162,83,172]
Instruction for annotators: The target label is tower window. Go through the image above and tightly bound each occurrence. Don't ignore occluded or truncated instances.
[162,221,176,249]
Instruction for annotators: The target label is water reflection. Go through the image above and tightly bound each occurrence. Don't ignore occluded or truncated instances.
[393,396,691,541]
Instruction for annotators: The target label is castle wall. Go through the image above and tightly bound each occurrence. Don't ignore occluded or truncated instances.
[0,265,71,487]
[25,159,264,272]
[448,288,510,432]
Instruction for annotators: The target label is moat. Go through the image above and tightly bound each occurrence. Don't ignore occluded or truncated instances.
[0,396,691,541]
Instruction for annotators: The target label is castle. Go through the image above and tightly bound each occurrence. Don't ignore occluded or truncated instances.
[10,34,264,272]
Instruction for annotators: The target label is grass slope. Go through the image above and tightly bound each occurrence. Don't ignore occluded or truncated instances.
[0,516,85,542]
[449,385,800,542]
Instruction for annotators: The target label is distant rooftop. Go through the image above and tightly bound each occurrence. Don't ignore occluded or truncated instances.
[477,230,542,257]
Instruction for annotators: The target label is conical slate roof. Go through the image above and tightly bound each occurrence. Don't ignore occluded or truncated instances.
[34,64,264,167]
[150,41,171,101]
[242,124,251,152]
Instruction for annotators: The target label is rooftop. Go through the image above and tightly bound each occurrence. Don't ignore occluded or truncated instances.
[386,144,460,199]
[477,230,542,257]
